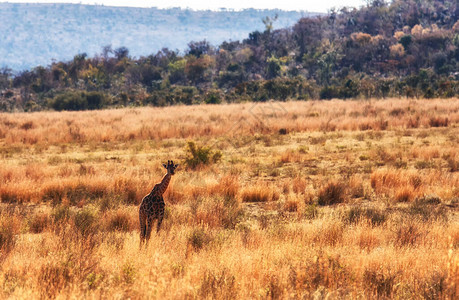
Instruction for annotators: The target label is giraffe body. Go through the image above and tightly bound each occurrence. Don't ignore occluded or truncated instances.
[139,161,178,245]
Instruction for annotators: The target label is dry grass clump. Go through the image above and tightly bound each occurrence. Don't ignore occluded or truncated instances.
[446,246,459,298]
[193,197,243,229]
[199,269,237,299]
[429,116,449,127]
[241,183,279,203]
[279,149,303,163]
[362,266,397,298]
[103,208,136,232]
[356,229,382,251]
[394,186,416,203]
[163,184,187,205]
[370,169,426,202]
[370,167,459,202]
[370,146,398,165]
[0,213,21,258]
[348,175,365,199]
[394,222,423,247]
[443,150,458,172]
[291,176,307,194]
[344,206,387,226]
[28,212,51,233]
[288,253,351,297]
[0,183,34,203]
[317,180,347,205]
[209,175,240,200]
[284,197,300,212]
[38,262,73,298]
[313,220,345,246]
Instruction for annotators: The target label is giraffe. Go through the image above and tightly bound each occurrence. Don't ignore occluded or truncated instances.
[139,160,179,245]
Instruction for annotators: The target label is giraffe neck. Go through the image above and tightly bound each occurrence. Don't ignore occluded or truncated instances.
[156,173,171,195]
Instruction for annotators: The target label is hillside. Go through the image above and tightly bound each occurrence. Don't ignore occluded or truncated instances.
[0,0,458,112]
[0,3,310,71]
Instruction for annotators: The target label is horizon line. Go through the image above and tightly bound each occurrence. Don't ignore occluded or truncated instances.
[0,1,359,13]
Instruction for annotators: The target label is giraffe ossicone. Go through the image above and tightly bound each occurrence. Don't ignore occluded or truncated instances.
[139,160,179,246]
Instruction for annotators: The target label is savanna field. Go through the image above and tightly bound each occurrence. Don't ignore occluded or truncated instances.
[0,99,458,299]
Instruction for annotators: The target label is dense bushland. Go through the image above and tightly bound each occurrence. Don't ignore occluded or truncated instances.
[1,0,459,111]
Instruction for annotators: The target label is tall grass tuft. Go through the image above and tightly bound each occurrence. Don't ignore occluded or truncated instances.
[395,222,422,247]
[241,184,279,203]
[344,207,387,226]
[28,212,51,233]
[104,208,135,232]
[394,186,416,203]
[363,267,397,298]
[288,253,351,297]
[0,213,21,257]
[199,269,237,299]
[194,196,243,229]
[317,180,347,205]
[210,175,240,201]
[38,263,72,298]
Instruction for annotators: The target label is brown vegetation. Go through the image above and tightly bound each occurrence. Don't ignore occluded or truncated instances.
[0,99,458,298]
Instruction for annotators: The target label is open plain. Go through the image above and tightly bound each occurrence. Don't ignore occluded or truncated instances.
[0,99,458,299]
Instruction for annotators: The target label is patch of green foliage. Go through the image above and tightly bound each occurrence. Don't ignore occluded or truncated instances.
[49,91,107,111]
[184,141,222,169]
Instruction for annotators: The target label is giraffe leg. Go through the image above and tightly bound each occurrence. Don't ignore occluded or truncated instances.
[146,216,154,243]
[156,203,165,233]
[139,210,147,247]
[156,211,164,233]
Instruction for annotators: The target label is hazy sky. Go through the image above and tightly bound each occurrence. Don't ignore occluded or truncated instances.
[4,0,367,12]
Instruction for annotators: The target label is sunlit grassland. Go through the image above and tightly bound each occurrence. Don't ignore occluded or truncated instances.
[1,99,459,298]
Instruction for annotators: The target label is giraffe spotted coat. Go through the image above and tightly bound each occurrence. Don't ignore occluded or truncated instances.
[139,160,178,245]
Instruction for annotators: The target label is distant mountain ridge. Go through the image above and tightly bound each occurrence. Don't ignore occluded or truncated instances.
[0,3,312,71]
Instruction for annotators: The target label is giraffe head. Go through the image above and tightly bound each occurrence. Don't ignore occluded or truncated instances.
[163,160,179,175]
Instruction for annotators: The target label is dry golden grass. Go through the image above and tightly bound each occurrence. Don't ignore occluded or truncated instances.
[1,99,458,299]
[1,98,459,145]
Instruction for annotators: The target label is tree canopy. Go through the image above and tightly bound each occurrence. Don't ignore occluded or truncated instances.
[1,0,458,111]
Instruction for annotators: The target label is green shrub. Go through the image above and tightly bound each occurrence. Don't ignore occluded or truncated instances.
[185,141,222,169]
[85,91,107,110]
[50,91,87,111]
[399,34,412,50]
[204,90,222,104]
[51,205,71,225]
[304,204,319,219]
[49,91,106,111]
[121,261,136,285]
[188,228,212,250]
[319,86,340,100]
[73,207,98,236]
